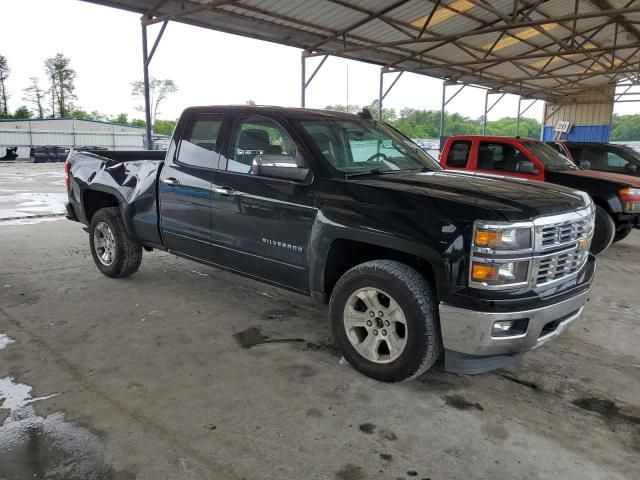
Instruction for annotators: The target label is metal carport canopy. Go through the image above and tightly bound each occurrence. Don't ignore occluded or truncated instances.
[82,0,640,142]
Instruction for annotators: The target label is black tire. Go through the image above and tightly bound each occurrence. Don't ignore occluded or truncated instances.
[329,260,442,383]
[590,205,615,255]
[613,228,632,244]
[89,207,142,278]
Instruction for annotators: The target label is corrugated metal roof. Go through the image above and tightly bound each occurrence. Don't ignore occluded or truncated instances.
[81,0,640,100]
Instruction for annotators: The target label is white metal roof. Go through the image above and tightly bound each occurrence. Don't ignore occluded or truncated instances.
[82,0,640,100]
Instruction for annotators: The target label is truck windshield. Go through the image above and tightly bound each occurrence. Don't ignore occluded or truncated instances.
[524,141,577,171]
[300,118,441,176]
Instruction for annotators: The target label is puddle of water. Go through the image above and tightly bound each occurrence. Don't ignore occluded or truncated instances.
[0,376,135,479]
[0,333,15,350]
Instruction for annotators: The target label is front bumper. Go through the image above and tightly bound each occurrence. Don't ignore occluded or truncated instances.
[439,256,595,374]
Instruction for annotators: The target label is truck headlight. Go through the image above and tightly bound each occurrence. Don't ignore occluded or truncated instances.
[471,260,529,286]
[473,223,532,252]
[619,188,640,213]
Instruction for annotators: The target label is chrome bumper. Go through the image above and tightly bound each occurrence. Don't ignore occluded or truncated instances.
[439,289,590,357]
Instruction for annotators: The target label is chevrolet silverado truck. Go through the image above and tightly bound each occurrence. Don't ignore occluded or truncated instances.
[66,106,596,382]
[440,136,640,252]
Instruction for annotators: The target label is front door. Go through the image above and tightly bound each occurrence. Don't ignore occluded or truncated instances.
[159,113,225,261]
[210,114,316,292]
[474,141,544,181]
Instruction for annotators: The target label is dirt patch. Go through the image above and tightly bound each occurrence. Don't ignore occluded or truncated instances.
[335,463,365,480]
[499,373,540,391]
[233,326,304,349]
[572,397,640,425]
[444,395,484,411]
[358,422,376,434]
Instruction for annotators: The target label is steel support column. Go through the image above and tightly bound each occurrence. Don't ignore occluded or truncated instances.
[482,91,506,135]
[515,97,538,136]
[440,82,466,139]
[301,52,329,108]
[141,19,168,149]
[142,23,153,149]
[377,69,404,121]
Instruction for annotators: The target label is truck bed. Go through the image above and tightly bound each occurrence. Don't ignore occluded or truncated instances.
[66,149,165,248]
[80,149,167,162]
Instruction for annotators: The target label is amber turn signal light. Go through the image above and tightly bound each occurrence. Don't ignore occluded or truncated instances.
[474,229,502,248]
[471,263,499,282]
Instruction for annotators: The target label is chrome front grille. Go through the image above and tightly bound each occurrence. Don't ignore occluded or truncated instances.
[540,217,592,249]
[536,249,588,286]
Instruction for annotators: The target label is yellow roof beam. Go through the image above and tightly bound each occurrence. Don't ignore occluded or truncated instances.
[410,0,475,29]
[530,42,624,71]
[483,23,559,52]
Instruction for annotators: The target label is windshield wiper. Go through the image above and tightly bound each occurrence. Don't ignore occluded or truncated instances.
[345,167,429,178]
[345,168,384,178]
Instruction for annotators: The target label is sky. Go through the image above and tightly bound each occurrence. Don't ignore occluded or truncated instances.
[1,1,635,123]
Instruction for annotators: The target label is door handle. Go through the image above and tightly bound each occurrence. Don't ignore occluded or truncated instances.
[161,177,180,186]
[213,186,237,196]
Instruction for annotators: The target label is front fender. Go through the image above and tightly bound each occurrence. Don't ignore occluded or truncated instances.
[308,204,470,300]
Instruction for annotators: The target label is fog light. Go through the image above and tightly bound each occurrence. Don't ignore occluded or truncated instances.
[492,319,529,338]
[493,321,513,334]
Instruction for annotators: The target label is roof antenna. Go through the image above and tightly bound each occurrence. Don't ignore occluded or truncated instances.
[358,108,373,120]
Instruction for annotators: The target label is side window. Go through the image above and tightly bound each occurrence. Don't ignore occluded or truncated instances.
[584,148,608,170]
[478,142,530,173]
[445,141,471,168]
[177,116,223,168]
[228,115,297,174]
[606,151,630,170]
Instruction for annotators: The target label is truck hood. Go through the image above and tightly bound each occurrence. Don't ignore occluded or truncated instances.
[558,168,640,187]
[351,170,587,221]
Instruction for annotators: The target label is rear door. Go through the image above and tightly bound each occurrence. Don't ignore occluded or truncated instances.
[209,113,317,292]
[159,113,226,261]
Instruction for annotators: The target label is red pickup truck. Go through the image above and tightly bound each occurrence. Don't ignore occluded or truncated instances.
[440,136,640,254]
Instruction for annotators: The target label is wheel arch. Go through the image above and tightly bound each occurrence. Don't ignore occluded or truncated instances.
[315,236,441,304]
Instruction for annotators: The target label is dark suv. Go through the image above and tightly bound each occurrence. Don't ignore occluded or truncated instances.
[548,141,640,177]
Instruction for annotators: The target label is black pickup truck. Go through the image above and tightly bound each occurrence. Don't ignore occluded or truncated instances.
[66,106,596,382]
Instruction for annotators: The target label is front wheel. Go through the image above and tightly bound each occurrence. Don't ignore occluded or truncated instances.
[89,207,142,278]
[590,205,615,255]
[329,260,442,382]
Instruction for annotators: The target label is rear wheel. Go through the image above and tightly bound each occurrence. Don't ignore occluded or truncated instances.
[590,205,615,255]
[89,207,142,278]
[329,260,442,382]
[613,228,632,243]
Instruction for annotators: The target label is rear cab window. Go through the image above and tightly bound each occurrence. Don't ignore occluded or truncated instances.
[445,141,471,168]
[177,114,224,168]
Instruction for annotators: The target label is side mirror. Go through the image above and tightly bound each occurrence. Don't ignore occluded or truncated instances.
[625,163,638,174]
[579,161,591,169]
[252,153,310,182]
[516,160,538,175]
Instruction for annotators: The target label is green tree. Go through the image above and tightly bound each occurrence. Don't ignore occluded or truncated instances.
[324,104,360,114]
[13,106,31,119]
[112,113,129,124]
[0,55,9,115]
[45,53,76,117]
[131,78,178,125]
[153,119,177,136]
[22,77,47,118]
